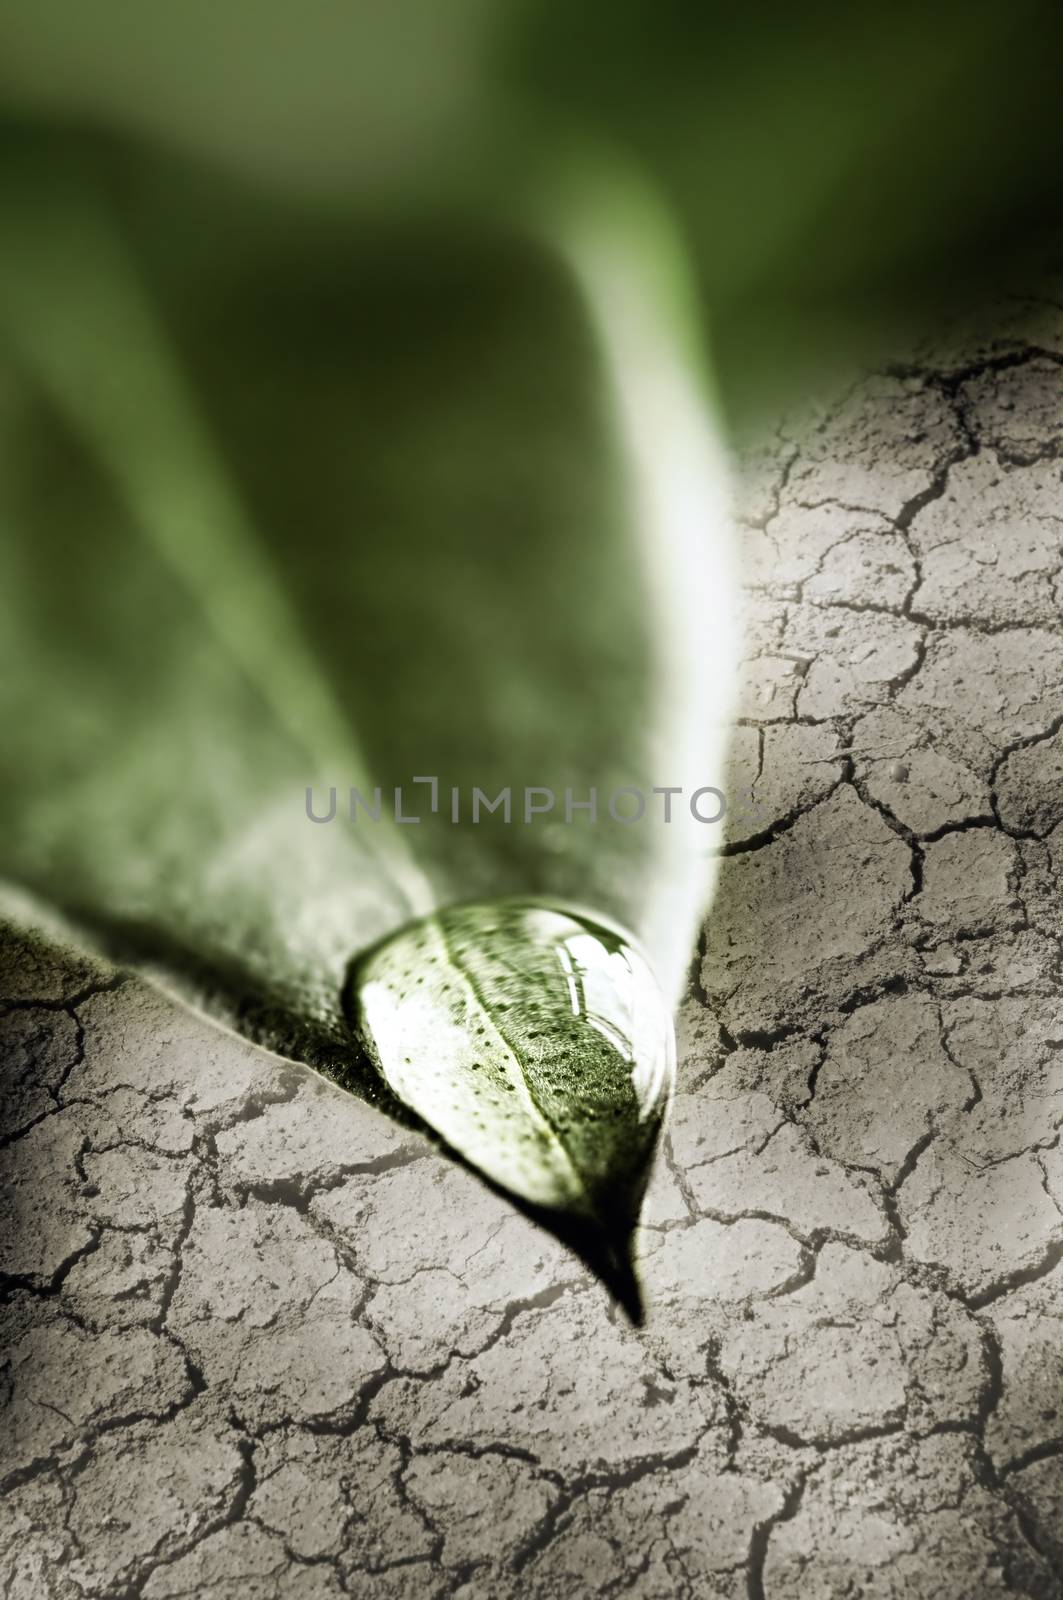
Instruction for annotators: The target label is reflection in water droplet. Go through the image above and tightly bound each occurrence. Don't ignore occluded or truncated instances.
[344,899,675,1318]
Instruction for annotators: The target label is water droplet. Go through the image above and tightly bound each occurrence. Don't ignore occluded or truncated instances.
[888,759,910,783]
[344,899,675,1319]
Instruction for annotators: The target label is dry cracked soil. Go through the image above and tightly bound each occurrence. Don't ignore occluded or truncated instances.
[5,280,1063,1598]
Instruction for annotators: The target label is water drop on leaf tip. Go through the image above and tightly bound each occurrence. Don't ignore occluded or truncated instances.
[344,897,673,1318]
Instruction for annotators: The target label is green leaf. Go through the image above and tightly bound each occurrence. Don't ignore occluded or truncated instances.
[0,130,734,1305]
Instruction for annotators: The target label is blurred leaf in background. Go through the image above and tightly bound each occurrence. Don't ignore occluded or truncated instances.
[2,0,1062,424]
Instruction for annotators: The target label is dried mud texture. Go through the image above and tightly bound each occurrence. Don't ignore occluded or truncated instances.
[5,290,1063,1599]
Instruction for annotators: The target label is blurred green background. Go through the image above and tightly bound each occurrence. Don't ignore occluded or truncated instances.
[3,0,1062,424]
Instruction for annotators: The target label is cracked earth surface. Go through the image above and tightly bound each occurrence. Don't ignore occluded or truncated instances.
[5,285,1063,1597]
